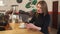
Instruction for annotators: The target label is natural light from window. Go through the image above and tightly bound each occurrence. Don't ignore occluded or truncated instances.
[0,0,4,6]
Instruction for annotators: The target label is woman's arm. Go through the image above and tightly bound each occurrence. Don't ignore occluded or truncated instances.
[41,14,50,34]
[43,14,50,27]
[26,23,41,31]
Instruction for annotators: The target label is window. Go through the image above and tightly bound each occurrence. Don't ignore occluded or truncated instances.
[0,0,4,6]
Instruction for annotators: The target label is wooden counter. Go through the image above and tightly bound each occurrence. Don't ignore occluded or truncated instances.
[0,23,43,34]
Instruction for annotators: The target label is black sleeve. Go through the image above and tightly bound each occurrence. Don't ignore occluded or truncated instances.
[41,14,50,34]
[43,14,50,27]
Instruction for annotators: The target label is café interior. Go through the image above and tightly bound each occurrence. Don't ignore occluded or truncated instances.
[0,0,59,34]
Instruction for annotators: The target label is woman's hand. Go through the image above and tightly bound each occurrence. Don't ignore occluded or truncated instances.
[26,23,41,31]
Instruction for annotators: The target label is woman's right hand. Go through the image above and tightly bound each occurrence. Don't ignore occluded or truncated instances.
[25,23,30,29]
[26,23,41,31]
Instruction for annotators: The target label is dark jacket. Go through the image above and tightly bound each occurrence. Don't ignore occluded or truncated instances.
[29,13,50,34]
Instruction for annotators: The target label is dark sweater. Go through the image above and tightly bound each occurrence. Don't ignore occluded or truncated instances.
[29,13,50,34]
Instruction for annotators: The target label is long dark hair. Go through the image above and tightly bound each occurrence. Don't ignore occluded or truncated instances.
[35,1,48,17]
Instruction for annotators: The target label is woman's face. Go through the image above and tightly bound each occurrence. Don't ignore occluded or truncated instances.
[36,4,43,13]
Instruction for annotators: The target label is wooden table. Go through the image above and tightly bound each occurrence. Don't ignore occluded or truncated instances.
[0,23,43,34]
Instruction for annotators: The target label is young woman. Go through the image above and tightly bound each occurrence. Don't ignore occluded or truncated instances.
[26,1,50,34]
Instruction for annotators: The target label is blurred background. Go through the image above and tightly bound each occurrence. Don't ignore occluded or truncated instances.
[0,0,59,34]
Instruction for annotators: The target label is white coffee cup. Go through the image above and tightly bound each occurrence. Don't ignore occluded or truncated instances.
[19,23,26,28]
